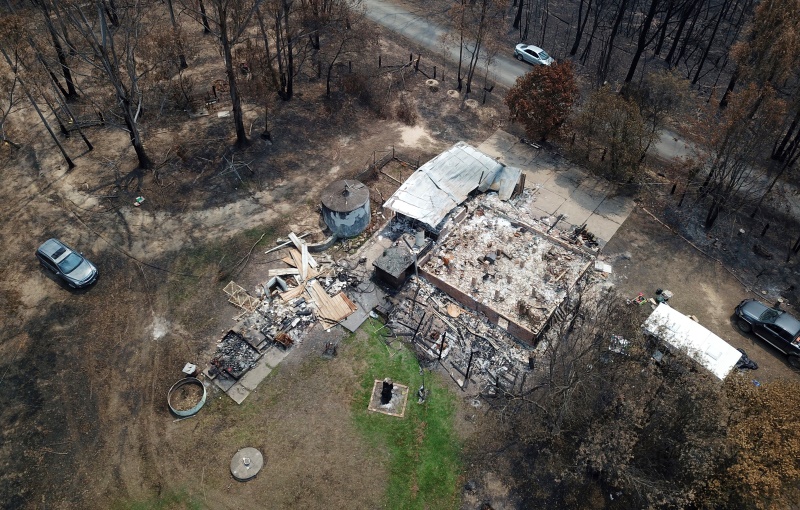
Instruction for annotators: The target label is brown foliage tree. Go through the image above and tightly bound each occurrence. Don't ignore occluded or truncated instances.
[692,84,786,228]
[707,377,800,509]
[504,285,731,507]
[505,62,578,142]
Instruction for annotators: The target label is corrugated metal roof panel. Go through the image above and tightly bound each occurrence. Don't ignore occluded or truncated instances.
[383,142,514,228]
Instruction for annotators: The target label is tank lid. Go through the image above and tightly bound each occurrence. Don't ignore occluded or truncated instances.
[230,447,264,481]
[321,180,369,212]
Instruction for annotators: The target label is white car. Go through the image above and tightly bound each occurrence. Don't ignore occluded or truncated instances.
[514,44,554,66]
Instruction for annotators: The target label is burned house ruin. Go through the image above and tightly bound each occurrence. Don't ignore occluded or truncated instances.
[383,142,594,346]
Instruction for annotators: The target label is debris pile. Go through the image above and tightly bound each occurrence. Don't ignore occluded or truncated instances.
[210,331,262,379]
[388,278,535,394]
[421,193,593,338]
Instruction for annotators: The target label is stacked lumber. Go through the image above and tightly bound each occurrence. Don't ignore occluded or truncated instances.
[306,281,358,327]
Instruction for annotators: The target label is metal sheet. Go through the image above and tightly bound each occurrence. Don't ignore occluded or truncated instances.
[384,142,517,228]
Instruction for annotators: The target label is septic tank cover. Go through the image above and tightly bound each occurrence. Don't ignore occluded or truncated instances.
[230,447,264,481]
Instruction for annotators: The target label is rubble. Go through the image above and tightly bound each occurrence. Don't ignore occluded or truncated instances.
[210,331,262,380]
[386,277,537,395]
[420,192,594,342]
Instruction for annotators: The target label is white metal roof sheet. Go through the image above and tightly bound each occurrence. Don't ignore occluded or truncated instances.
[383,142,520,228]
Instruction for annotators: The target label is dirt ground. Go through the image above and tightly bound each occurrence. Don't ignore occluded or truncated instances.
[2,15,800,510]
[0,25,507,508]
[602,206,800,383]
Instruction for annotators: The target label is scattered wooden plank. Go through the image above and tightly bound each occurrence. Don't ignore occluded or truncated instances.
[280,282,307,302]
[288,232,317,268]
[305,281,357,324]
[268,268,300,277]
[264,231,311,255]
[300,245,309,281]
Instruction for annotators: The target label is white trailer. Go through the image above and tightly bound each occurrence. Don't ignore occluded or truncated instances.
[642,303,741,380]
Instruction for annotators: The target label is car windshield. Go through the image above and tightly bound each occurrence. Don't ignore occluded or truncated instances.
[57,252,83,274]
[759,308,782,323]
[539,50,550,59]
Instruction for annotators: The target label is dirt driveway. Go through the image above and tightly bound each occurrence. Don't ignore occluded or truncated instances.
[602,208,800,383]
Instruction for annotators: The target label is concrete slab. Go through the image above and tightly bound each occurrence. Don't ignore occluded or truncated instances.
[477,130,519,155]
[552,198,593,227]
[238,357,273,391]
[340,306,369,332]
[595,195,636,223]
[227,382,251,404]
[529,204,556,221]
[522,167,557,186]
[530,192,567,216]
[341,284,384,332]
[483,128,636,249]
[583,213,624,247]
[541,174,579,199]
[213,375,236,392]
[579,176,615,195]
[554,166,588,185]
[570,186,607,211]
[262,346,290,368]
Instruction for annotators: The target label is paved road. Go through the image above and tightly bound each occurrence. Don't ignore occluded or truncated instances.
[362,0,528,88]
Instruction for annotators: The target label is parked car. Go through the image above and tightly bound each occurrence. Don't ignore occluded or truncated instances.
[514,44,554,66]
[36,238,98,288]
[735,299,800,368]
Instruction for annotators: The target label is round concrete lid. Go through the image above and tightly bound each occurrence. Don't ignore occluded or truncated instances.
[230,447,264,481]
[321,180,369,212]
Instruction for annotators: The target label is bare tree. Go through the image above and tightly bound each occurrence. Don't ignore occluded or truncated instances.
[53,0,153,168]
[694,85,785,228]
[206,0,262,147]
[32,0,78,100]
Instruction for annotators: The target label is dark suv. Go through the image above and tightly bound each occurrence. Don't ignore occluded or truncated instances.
[36,238,98,288]
[735,299,800,368]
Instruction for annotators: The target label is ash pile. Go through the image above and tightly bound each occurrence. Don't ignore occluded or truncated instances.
[210,331,262,380]
[421,193,594,340]
[250,291,318,347]
[479,188,600,252]
[387,277,535,396]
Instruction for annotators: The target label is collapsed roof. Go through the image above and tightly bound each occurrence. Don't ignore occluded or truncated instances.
[383,142,522,230]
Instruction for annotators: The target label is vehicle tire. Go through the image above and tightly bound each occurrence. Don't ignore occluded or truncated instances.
[789,356,800,369]
[737,319,752,333]
[515,54,523,61]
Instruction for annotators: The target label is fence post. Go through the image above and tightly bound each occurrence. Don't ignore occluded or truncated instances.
[415,55,420,72]
[378,55,381,68]
[409,53,413,62]
[433,66,436,79]
[349,60,352,72]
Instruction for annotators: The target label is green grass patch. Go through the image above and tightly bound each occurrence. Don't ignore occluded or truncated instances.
[112,488,202,510]
[351,319,462,510]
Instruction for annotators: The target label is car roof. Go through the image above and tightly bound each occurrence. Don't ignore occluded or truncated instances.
[38,238,70,259]
[518,44,545,52]
[775,313,800,337]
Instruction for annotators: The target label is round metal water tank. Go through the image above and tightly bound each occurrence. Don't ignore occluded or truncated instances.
[320,180,370,238]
